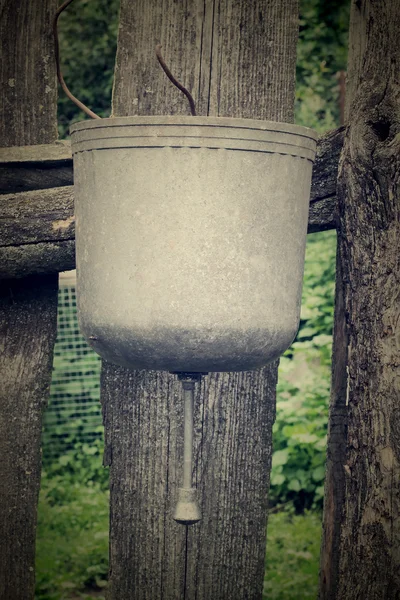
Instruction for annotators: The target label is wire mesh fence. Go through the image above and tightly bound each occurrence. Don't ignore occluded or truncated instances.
[42,272,102,463]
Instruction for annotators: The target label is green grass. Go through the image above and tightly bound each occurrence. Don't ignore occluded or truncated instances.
[35,480,109,600]
[264,511,322,600]
[36,480,321,600]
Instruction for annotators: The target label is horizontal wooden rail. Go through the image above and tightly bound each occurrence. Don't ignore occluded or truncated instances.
[0,141,73,194]
[307,126,343,233]
[0,127,343,279]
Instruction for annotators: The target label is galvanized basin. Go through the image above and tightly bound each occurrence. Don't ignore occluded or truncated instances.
[70,116,317,372]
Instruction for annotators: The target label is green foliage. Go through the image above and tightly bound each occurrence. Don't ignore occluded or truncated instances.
[271,230,336,510]
[271,369,330,510]
[264,510,322,600]
[296,0,350,132]
[35,479,109,599]
[42,437,109,500]
[56,0,120,137]
[42,391,102,462]
[297,230,336,344]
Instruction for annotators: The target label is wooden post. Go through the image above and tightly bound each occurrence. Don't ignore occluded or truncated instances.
[0,1,59,598]
[319,1,400,598]
[102,1,299,598]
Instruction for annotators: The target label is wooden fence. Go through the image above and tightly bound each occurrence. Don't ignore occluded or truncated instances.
[0,0,399,599]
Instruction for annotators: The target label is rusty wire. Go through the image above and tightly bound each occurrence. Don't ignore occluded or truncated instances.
[53,0,101,119]
[156,45,196,116]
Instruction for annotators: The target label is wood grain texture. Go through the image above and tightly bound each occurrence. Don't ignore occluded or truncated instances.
[308,127,344,233]
[207,0,298,121]
[0,275,58,599]
[101,369,187,600]
[0,142,73,194]
[318,256,348,600]
[0,240,75,279]
[0,186,74,247]
[0,142,71,163]
[104,1,298,599]
[0,0,58,147]
[319,1,400,598]
[0,162,73,195]
[185,369,278,600]
[111,0,206,117]
[0,1,59,598]
[112,0,298,121]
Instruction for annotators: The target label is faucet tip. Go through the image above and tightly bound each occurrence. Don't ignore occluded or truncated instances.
[173,487,201,526]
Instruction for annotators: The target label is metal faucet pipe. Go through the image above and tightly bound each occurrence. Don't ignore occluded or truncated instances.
[172,373,204,526]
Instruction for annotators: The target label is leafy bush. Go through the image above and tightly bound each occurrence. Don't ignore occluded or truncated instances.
[270,230,336,511]
[56,0,120,137]
[35,479,109,599]
[264,510,322,600]
[42,437,109,502]
[296,0,350,132]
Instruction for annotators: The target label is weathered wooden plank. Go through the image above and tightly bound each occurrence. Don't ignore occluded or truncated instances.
[0,142,71,163]
[0,241,75,280]
[318,255,348,600]
[0,0,59,598]
[0,185,75,278]
[0,142,73,194]
[111,0,204,118]
[310,127,344,209]
[102,1,299,599]
[101,368,187,599]
[0,186,74,246]
[308,197,336,233]
[0,276,58,600]
[206,0,298,122]
[0,128,342,278]
[319,1,400,598]
[308,126,344,233]
[0,163,72,195]
[0,2,58,147]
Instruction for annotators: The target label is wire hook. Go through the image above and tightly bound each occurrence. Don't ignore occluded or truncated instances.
[155,45,197,116]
